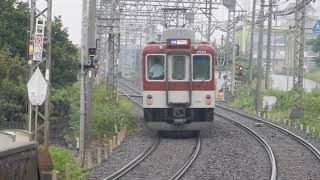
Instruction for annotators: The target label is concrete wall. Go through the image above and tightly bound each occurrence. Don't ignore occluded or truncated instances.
[0,142,38,180]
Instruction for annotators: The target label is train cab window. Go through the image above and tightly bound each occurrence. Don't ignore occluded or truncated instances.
[171,55,187,80]
[147,55,165,80]
[193,55,211,80]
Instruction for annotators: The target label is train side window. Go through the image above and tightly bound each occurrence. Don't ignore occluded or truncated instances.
[147,55,165,80]
[193,55,210,80]
[171,55,186,80]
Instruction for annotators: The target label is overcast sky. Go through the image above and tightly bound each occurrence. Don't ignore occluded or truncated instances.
[22,0,82,45]
[23,0,320,46]
[52,0,82,45]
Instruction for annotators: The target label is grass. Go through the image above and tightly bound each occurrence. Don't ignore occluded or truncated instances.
[91,84,137,138]
[49,146,82,180]
[229,86,320,137]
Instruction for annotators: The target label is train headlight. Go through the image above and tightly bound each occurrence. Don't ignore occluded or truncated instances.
[205,94,211,105]
[146,95,153,105]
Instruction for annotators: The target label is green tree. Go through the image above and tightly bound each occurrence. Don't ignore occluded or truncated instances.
[0,0,29,58]
[0,49,27,123]
[51,17,79,88]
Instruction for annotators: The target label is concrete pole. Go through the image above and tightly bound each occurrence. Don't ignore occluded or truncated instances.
[80,0,88,167]
[28,0,36,132]
[86,0,96,151]
[231,10,236,95]
[286,28,292,91]
[248,0,257,83]
[225,11,231,67]
[44,0,52,147]
[255,0,265,115]
[265,0,273,89]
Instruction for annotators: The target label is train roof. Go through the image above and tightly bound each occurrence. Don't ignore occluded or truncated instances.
[161,28,195,42]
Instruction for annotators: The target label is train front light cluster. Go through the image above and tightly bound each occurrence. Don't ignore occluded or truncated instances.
[205,94,211,105]
[146,94,153,105]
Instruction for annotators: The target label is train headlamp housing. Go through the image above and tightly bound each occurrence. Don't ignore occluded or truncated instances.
[146,94,153,105]
[205,94,211,105]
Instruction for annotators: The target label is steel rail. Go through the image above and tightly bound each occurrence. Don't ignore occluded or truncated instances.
[117,78,143,108]
[118,88,143,108]
[104,137,159,180]
[216,104,320,161]
[168,135,201,180]
[118,79,201,179]
[118,78,142,95]
[215,112,277,180]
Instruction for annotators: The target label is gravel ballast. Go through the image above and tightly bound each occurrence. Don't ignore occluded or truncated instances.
[90,78,320,180]
[216,107,320,180]
[120,138,196,180]
[88,131,155,180]
[182,117,271,180]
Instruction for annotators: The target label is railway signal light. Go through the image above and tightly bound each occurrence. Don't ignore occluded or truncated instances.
[235,64,244,80]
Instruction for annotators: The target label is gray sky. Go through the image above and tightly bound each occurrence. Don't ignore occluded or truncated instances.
[52,0,82,45]
[23,0,320,46]
[22,0,82,45]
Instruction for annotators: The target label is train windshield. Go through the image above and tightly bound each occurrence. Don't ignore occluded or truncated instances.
[193,55,211,81]
[170,55,188,80]
[147,55,165,80]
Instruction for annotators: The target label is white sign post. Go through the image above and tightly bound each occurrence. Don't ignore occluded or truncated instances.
[33,18,45,61]
[27,67,48,141]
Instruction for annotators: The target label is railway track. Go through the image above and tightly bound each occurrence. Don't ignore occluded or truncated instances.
[104,134,201,180]
[168,135,201,180]
[118,77,320,179]
[119,78,276,179]
[216,104,320,179]
[215,112,277,180]
[106,78,201,180]
[118,79,142,108]
[103,137,159,180]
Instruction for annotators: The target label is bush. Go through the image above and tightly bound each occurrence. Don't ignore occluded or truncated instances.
[229,86,320,133]
[49,146,81,180]
[91,85,136,137]
[0,49,27,123]
[51,81,137,141]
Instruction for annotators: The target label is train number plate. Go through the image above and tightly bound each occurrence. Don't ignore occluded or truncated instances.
[196,51,207,54]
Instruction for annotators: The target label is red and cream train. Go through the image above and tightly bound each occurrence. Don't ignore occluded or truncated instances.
[141,28,216,132]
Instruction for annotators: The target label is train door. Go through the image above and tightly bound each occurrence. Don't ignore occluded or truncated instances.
[166,54,191,105]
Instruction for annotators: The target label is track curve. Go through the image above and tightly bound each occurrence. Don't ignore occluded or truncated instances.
[216,104,320,179]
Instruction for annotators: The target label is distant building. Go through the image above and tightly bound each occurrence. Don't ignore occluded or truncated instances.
[235,3,319,73]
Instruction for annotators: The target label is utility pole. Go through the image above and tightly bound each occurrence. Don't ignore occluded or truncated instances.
[265,0,273,89]
[291,0,306,119]
[28,0,36,132]
[255,0,265,116]
[80,0,88,168]
[223,1,236,96]
[248,0,257,83]
[79,0,96,168]
[230,9,236,95]
[286,27,294,91]
[44,0,52,147]
[87,0,96,146]
[105,0,120,99]
[27,0,52,145]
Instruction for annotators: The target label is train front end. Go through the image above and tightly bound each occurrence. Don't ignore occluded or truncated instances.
[142,28,216,131]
